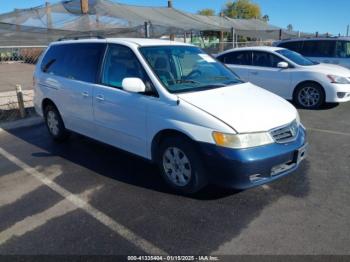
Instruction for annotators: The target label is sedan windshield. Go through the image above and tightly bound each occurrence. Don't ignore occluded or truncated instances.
[139,46,242,93]
[276,49,317,66]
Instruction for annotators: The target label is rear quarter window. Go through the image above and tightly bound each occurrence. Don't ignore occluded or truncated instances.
[41,43,106,83]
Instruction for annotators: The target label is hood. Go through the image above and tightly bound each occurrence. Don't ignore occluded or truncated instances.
[307,63,350,76]
[178,82,297,133]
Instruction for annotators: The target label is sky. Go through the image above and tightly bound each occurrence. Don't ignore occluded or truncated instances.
[0,0,348,35]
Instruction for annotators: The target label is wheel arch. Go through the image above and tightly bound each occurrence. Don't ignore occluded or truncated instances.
[42,98,58,115]
[293,80,326,100]
[151,129,198,162]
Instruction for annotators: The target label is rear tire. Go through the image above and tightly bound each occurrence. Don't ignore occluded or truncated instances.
[293,82,325,109]
[156,136,208,194]
[44,104,69,142]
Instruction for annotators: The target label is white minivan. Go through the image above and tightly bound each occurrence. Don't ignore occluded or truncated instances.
[34,38,307,194]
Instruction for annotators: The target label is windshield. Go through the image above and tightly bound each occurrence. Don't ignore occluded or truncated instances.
[139,46,242,93]
[276,49,317,66]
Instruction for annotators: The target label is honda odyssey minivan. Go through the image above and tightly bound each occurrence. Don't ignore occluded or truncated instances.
[34,38,307,194]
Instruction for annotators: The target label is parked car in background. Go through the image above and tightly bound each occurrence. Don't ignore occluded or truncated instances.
[217,46,350,109]
[274,37,350,69]
[34,38,307,194]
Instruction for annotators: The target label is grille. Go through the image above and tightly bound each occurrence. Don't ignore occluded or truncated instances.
[270,121,299,143]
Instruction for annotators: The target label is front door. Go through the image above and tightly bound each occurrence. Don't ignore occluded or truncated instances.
[93,44,156,158]
[248,51,292,99]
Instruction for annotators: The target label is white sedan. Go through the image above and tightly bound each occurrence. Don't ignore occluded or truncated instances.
[217,46,350,109]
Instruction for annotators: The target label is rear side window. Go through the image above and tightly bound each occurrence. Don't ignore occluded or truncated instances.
[252,51,284,68]
[217,51,252,65]
[278,41,303,53]
[41,43,106,83]
[301,40,336,57]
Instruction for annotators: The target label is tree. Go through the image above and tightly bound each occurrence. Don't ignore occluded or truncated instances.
[198,8,215,16]
[223,0,262,19]
[287,24,293,32]
[262,14,269,23]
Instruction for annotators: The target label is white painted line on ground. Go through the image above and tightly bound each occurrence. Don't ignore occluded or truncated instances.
[0,147,168,255]
[0,199,77,246]
[0,185,102,246]
[306,127,350,137]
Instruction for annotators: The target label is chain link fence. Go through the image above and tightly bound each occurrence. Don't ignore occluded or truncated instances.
[0,46,44,122]
[0,46,46,64]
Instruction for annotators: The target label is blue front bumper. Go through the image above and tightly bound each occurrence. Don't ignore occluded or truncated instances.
[198,127,307,189]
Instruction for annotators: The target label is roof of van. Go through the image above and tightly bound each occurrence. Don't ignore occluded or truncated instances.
[276,37,350,43]
[51,38,194,47]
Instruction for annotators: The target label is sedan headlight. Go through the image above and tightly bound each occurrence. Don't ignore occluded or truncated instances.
[327,75,350,84]
[212,131,274,149]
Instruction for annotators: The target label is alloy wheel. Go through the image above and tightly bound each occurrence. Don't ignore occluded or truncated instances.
[298,86,321,108]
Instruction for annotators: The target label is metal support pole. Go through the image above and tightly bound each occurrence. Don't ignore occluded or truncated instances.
[16,85,26,118]
[347,25,349,37]
[219,12,224,52]
[184,32,186,43]
[45,2,52,29]
[80,0,89,14]
[144,22,150,38]
[231,27,235,48]
[190,31,193,43]
[279,29,282,40]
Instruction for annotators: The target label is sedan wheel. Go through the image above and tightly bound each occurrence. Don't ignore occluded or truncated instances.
[294,83,324,109]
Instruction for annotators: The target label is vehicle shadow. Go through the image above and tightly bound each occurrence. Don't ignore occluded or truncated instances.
[2,124,311,254]
[289,100,339,111]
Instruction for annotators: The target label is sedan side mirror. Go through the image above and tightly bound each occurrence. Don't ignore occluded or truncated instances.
[277,61,289,69]
[122,78,146,93]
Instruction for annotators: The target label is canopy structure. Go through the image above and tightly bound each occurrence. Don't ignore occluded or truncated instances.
[0,0,309,46]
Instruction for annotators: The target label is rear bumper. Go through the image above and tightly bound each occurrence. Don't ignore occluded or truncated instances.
[198,127,307,189]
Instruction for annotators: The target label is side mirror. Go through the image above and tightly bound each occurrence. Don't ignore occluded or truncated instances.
[277,61,289,69]
[122,78,146,93]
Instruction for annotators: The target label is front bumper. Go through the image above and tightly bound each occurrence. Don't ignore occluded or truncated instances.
[198,127,307,189]
[325,83,350,103]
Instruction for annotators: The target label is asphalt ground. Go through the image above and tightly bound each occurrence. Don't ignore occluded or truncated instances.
[0,101,349,257]
[0,63,34,92]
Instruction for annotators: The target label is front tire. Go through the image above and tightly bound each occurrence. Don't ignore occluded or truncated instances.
[156,136,208,194]
[294,82,325,109]
[44,104,69,142]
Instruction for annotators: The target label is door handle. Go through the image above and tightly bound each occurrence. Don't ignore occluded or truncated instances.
[81,91,89,97]
[251,71,258,75]
[96,95,105,101]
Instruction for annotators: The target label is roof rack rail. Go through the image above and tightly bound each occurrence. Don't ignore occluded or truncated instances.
[57,35,105,41]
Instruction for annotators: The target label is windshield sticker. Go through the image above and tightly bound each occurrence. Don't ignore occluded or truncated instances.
[199,54,216,63]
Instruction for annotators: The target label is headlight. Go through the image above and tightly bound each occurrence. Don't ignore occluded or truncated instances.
[212,131,274,149]
[327,75,350,84]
